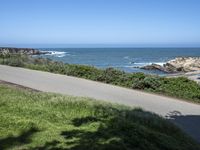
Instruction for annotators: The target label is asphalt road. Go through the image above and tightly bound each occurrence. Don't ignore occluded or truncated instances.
[0,65,200,143]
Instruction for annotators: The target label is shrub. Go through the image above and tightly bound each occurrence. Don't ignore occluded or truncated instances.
[97,68,125,83]
[129,72,146,80]
[143,77,162,90]
[132,77,162,90]
[132,78,146,89]
[65,64,102,80]
[7,58,24,67]
[3,55,25,67]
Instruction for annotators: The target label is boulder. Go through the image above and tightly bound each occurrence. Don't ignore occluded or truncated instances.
[167,57,200,72]
[140,57,200,73]
[140,63,174,73]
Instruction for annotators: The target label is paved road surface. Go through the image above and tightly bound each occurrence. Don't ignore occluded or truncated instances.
[0,65,200,143]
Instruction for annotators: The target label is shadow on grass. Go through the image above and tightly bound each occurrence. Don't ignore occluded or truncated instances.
[166,111,200,144]
[72,116,101,127]
[0,127,39,150]
[34,108,200,150]
[1,108,199,150]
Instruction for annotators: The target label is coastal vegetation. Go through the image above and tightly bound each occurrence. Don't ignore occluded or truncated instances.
[0,54,200,103]
[0,84,199,150]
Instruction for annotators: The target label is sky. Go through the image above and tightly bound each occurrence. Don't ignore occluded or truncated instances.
[0,0,200,47]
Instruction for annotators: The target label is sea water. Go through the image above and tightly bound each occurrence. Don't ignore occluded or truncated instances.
[39,48,200,74]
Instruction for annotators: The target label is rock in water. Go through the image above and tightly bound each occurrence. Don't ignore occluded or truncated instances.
[141,57,200,73]
[166,57,200,72]
[141,64,168,72]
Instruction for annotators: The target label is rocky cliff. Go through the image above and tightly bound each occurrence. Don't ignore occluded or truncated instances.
[0,47,49,55]
[141,57,200,73]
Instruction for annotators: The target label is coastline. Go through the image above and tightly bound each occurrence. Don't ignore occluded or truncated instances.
[1,48,200,144]
[38,47,200,74]
[0,47,50,55]
[2,47,200,75]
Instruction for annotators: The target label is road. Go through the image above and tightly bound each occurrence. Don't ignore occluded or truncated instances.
[0,65,200,143]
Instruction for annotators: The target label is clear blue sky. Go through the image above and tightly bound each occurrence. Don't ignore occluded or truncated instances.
[0,0,200,47]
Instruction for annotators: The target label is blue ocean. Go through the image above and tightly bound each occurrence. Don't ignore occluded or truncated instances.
[39,48,200,74]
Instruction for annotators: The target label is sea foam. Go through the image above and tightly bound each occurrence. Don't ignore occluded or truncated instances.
[45,51,67,58]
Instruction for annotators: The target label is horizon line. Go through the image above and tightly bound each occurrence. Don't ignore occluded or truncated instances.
[0,46,200,49]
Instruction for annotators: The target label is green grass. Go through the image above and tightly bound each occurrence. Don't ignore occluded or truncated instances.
[0,84,199,150]
[1,54,200,103]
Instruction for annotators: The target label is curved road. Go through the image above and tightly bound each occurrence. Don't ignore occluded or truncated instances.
[0,65,200,143]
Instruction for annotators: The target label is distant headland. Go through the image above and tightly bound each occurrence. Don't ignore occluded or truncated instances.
[0,47,49,55]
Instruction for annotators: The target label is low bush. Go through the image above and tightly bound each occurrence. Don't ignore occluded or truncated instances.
[65,64,102,80]
[143,76,162,90]
[0,54,26,67]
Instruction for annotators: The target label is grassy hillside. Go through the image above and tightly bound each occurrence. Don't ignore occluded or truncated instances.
[0,84,199,150]
[0,54,200,103]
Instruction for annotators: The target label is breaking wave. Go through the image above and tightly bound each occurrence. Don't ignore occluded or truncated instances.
[124,62,165,68]
[45,51,68,58]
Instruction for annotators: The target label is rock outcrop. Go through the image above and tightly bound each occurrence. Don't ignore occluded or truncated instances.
[141,57,200,73]
[0,47,49,55]
[140,63,171,73]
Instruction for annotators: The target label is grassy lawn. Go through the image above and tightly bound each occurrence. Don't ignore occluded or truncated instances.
[0,54,200,103]
[0,84,199,150]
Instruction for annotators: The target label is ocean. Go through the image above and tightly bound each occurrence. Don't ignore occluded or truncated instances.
[39,48,200,74]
